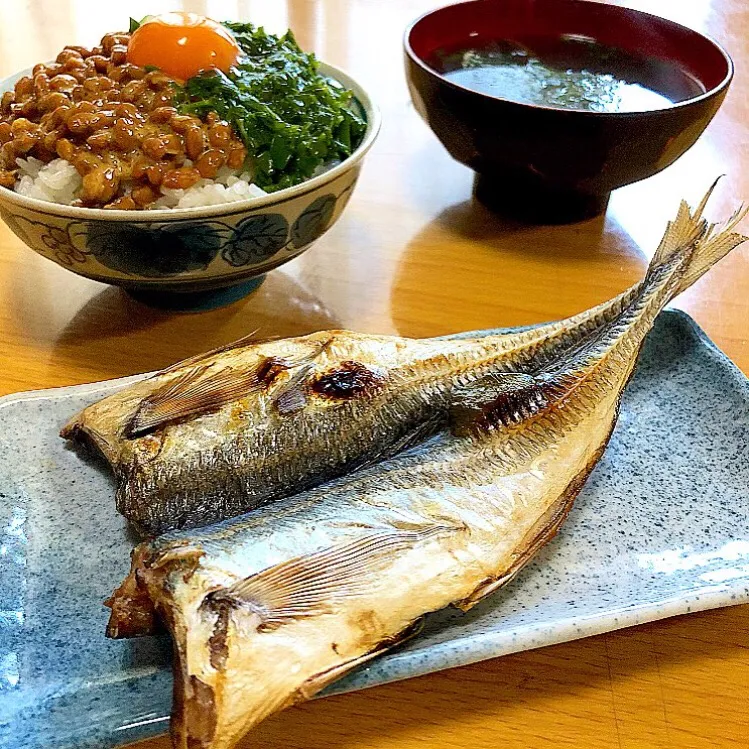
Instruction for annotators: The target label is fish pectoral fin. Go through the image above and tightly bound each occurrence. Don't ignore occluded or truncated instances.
[156,329,261,376]
[293,618,425,703]
[212,527,451,631]
[126,363,261,438]
[127,335,337,437]
[449,372,548,436]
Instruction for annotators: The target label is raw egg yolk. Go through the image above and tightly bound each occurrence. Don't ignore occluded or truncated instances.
[127,12,240,81]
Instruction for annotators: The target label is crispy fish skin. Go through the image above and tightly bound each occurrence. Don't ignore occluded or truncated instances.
[60,330,539,535]
[107,192,747,748]
[62,281,656,536]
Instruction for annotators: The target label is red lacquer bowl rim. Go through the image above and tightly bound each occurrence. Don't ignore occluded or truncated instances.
[404,0,734,118]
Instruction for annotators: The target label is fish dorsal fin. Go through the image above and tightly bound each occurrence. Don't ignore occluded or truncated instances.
[449,372,548,436]
[210,526,451,631]
[156,330,261,377]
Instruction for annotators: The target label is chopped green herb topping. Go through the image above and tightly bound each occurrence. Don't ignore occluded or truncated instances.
[176,23,366,192]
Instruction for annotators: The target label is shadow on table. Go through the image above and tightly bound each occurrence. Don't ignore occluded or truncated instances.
[388,198,647,338]
[48,271,342,379]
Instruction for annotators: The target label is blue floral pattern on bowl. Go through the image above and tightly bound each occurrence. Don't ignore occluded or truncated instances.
[222,213,290,267]
[0,178,356,288]
[0,208,88,267]
[291,194,338,248]
[77,221,226,277]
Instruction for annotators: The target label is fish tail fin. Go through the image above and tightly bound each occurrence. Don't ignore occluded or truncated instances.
[531,185,747,401]
[649,179,748,298]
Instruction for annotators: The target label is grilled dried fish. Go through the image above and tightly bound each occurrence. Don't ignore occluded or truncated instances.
[63,189,741,537]
[56,277,652,535]
[107,192,747,748]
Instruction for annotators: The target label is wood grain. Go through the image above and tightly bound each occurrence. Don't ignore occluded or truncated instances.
[0,1,747,748]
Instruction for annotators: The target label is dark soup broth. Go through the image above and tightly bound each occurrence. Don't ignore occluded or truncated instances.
[435,36,705,112]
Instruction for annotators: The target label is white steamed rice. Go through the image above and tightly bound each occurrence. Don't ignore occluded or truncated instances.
[14,156,268,209]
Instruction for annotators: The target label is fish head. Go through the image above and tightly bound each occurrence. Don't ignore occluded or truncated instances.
[145,559,387,749]
[119,522,458,748]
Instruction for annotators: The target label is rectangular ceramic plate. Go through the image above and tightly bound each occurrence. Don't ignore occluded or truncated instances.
[1,310,749,748]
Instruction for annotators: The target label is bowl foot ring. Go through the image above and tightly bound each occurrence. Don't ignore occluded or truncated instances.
[125,276,266,312]
[473,172,611,224]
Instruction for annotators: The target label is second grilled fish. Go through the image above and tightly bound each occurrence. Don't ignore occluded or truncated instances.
[62,187,745,536]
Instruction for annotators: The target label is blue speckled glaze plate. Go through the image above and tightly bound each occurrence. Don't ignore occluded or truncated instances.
[1,310,748,748]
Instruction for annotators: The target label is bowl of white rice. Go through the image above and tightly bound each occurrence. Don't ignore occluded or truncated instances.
[0,62,379,308]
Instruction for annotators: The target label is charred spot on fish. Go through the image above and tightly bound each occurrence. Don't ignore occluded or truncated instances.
[135,433,164,461]
[256,356,288,386]
[204,598,233,671]
[104,562,160,639]
[312,361,385,400]
[331,642,340,654]
[257,620,284,634]
[354,609,382,638]
[202,587,275,634]
[450,373,549,436]
[184,676,218,748]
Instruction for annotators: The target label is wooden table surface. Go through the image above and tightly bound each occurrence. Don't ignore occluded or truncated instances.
[1,1,747,747]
